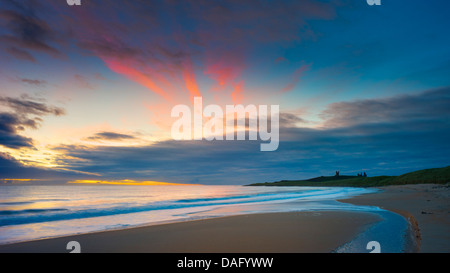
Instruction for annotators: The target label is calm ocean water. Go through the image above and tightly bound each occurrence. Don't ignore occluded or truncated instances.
[0,185,408,252]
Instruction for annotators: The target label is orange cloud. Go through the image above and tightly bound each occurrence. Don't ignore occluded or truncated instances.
[67,179,198,186]
[103,59,172,102]
[203,51,246,104]
[281,63,311,93]
[182,58,202,103]
[0,178,41,184]
[205,59,243,87]
[231,80,244,104]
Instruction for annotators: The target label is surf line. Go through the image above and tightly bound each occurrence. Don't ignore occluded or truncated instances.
[171,97,279,151]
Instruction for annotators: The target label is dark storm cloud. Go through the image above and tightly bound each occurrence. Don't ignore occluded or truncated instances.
[77,39,143,60]
[0,95,65,149]
[19,78,46,86]
[86,132,137,141]
[0,95,65,116]
[0,6,61,59]
[320,87,450,128]
[48,87,450,184]
[0,112,37,132]
[0,113,35,149]
[279,113,308,127]
[0,152,94,183]
[183,0,335,43]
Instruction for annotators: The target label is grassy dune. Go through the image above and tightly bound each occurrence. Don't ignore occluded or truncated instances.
[248,166,450,187]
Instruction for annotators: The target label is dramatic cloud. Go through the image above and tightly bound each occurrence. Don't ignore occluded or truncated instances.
[0,0,341,143]
[320,88,450,128]
[19,78,46,86]
[30,0,338,107]
[44,87,450,184]
[279,112,308,128]
[0,152,93,183]
[1,1,449,185]
[0,95,65,149]
[0,95,65,116]
[0,113,34,149]
[281,64,311,93]
[0,2,62,60]
[86,132,137,141]
[186,0,335,43]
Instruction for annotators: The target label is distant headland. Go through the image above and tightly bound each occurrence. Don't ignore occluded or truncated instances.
[247,166,450,187]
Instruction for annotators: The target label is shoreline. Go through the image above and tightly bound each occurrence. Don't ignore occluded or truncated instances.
[339,183,449,253]
[339,193,421,253]
[0,183,447,253]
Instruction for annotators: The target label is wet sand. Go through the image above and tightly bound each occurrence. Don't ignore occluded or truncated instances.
[340,184,450,253]
[0,211,379,253]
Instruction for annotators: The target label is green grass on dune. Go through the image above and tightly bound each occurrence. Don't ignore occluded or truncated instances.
[388,166,450,185]
[247,166,450,187]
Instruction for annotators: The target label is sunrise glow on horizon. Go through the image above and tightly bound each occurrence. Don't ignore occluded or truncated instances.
[67,179,198,186]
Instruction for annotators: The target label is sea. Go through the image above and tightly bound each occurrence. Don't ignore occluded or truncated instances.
[0,185,409,252]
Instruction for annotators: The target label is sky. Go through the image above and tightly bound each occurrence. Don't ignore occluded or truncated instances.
[0,0,449,185]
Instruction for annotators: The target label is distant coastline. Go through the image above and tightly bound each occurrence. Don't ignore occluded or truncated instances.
[247,166,450,187]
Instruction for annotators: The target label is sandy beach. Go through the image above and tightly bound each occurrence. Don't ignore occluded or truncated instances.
[0,211,379,253]
[0,183,448,253]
